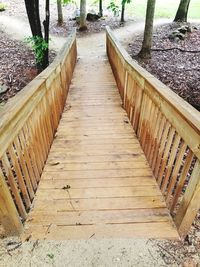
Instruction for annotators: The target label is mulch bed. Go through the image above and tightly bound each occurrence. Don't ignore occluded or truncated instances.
[127,23,200,111]
[0,31,56,105]
[50,17,127,37]
[0,30,37,104]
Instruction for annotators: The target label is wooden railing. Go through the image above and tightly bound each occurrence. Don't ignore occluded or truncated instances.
[0,31,77,235]
[106,26,200,238]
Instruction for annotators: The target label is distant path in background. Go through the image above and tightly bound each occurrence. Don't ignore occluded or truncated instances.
[0,14,171,51]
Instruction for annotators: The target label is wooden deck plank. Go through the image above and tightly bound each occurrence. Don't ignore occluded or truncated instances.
[46,153,147,163]
[23,222,178,240]
[36,186,162,199]
[44,161,149,171]
[31,196,167,213]
[28,209,171,225]
[23,37,179,241]
[42,169,154,178]
[38,177,156,189]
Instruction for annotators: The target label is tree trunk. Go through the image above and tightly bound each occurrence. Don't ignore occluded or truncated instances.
[57,0,63,25]
[24,0,43,38]
[99,0,103,17]
[121,2,125,22]
[174,0,191,22]
[24,0,43,70]
[138,0,156,59]
[43,0,50,69]
[24,0,50,70]
[79,0,87,31]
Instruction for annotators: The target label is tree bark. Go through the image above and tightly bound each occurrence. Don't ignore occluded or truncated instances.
[138,0,156,59]
[43,0,50,68]
[24,0,50,70]
[174,0,191,22]
[99,0,103,17]
[121,2,125,22]
[57,0,63,25]
[24,0,43,38]
[79,0,87,31]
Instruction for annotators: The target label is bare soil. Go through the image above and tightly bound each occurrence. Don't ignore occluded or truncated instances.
[127,22,200,111]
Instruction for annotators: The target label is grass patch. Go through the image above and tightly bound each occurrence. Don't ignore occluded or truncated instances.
[85,0,200,20]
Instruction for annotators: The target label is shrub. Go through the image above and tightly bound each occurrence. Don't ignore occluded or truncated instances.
[0,3,6,12]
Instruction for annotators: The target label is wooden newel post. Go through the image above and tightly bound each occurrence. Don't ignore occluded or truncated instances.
[0,172,23,235]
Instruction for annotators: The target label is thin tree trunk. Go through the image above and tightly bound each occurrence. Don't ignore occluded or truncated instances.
[57,0,63,25]
[24,0,43,70]
[79,0,87,31]
[24,0,50,70]
[138,0,156,59]
[43,0,50,68]
[99,0,103,17]
[174,0,191,22]
[121,3,125,22]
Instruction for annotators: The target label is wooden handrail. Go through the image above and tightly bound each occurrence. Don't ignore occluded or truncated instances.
[0,31,77,235]
[106,26,200,238]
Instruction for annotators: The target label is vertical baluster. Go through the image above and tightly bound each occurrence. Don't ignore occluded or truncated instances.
[160,134,181,194]
[0,169,23,235]
[175,160,200,238]
[1,156,27,219]
[169,150,193,211]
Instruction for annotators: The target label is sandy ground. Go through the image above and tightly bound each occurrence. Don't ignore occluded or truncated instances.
[0,237,180,267]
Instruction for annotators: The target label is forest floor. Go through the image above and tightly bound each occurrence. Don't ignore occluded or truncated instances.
[0,1,200,266]
[0,0,136,107]
[127,22,200,111]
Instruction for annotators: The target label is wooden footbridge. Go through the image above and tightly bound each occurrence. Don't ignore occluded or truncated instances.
[0,28,199,240]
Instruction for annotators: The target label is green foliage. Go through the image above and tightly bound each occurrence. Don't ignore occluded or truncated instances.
[107,1,120,16]
[25,36,49,64]
[0,3,6,11]
[47,253,54,259]
[121,0,131,5]
[62,0,75,5]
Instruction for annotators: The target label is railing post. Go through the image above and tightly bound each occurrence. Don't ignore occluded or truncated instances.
[0,172,23,235]
[175,160,200,238]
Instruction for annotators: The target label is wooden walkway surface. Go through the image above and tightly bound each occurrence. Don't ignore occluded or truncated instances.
[23,36,179,240]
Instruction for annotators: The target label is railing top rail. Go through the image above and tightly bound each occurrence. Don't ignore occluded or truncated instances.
[0,30,76,158]
[106,26,200,159]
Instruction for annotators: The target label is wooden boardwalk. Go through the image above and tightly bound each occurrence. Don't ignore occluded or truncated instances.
[23,36,179,240]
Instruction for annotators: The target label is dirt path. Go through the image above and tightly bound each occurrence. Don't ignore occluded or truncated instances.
[0,237,176,267]
[0,15,66,51]
[0,14,171,51]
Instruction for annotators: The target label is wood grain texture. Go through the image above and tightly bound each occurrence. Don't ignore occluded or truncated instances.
[106,27,200,238]
[0,31,77,235]
[23,37,179,241]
